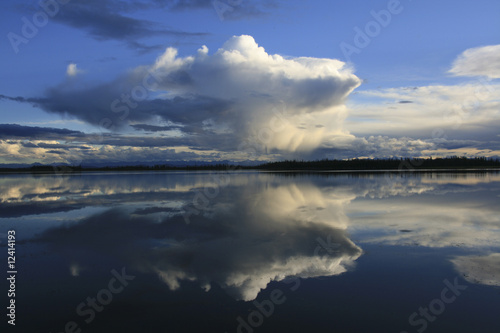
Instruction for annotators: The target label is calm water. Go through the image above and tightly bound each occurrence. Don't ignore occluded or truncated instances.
[1,171,499,332]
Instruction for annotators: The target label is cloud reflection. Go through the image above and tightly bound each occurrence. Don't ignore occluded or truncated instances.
[6,172,500,298]
[32,179,362,301]
[451,254,500,287]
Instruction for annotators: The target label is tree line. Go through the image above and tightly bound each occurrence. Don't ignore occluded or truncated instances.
[1,156,499,173]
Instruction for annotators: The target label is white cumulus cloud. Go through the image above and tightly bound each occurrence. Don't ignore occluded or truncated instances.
[449,44,500,79]
[40,35,361,155]
[66,63,83,77]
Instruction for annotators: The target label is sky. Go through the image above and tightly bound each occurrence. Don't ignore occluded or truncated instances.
[0,0,499,165]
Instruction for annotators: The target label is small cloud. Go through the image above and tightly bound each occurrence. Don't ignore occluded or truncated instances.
[66,63,83,77]
[398,100,413,104]
[46,150,65,155]
[0,124,85,139]
[449,44,500,79]
[131,124,182,132]
[70,263,82,277]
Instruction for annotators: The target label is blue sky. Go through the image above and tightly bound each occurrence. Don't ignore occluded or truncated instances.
[1,0,499,165]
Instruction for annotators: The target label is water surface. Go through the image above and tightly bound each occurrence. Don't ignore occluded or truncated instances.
[1,171,499,332]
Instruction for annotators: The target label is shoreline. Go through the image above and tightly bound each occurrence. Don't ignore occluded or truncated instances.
[1,167,500,175]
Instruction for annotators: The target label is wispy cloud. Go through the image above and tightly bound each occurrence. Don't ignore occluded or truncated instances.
[449,44,500,79]
[44,0,209,52]
[0,124,85,140]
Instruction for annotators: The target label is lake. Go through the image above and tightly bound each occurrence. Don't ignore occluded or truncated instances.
[1,171,499,332]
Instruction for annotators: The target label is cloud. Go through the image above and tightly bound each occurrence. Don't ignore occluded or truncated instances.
[0,94,45,106]
[66,63,83,77]
[315,135,436,160]
[346,83,500,155]
[38,0,280,53]
[48,0,208,52]
[130,124,183,132]
[0,123,225,164]
[7,40,500,163]
[338,45,500,158]
[0,124,84,139]
[449,44,500,79]
[0,138,204,165]
[27,35,361,156]
[147,0,280,20]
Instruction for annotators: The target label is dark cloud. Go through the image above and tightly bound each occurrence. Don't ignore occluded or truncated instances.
[133,206,177,215]
[0,94,45,105]
[131,124,183,132]
[398,100,414,104]
[40,0,281,53]
[36,143,73,149]
[0,124,85,140]
[32,79,234,136]
[20,141,38,148]
[0,123,225,161]
[153,0,280,19]
[93,134,194,147]
[14,0,281,53]
[44,0,208,52]
[46,150,66,154]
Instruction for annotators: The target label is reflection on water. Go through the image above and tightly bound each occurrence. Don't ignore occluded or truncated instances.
[451,254,500,286]
[1,171,499,332]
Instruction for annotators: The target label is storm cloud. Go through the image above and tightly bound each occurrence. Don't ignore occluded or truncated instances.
[34,35,361,155]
